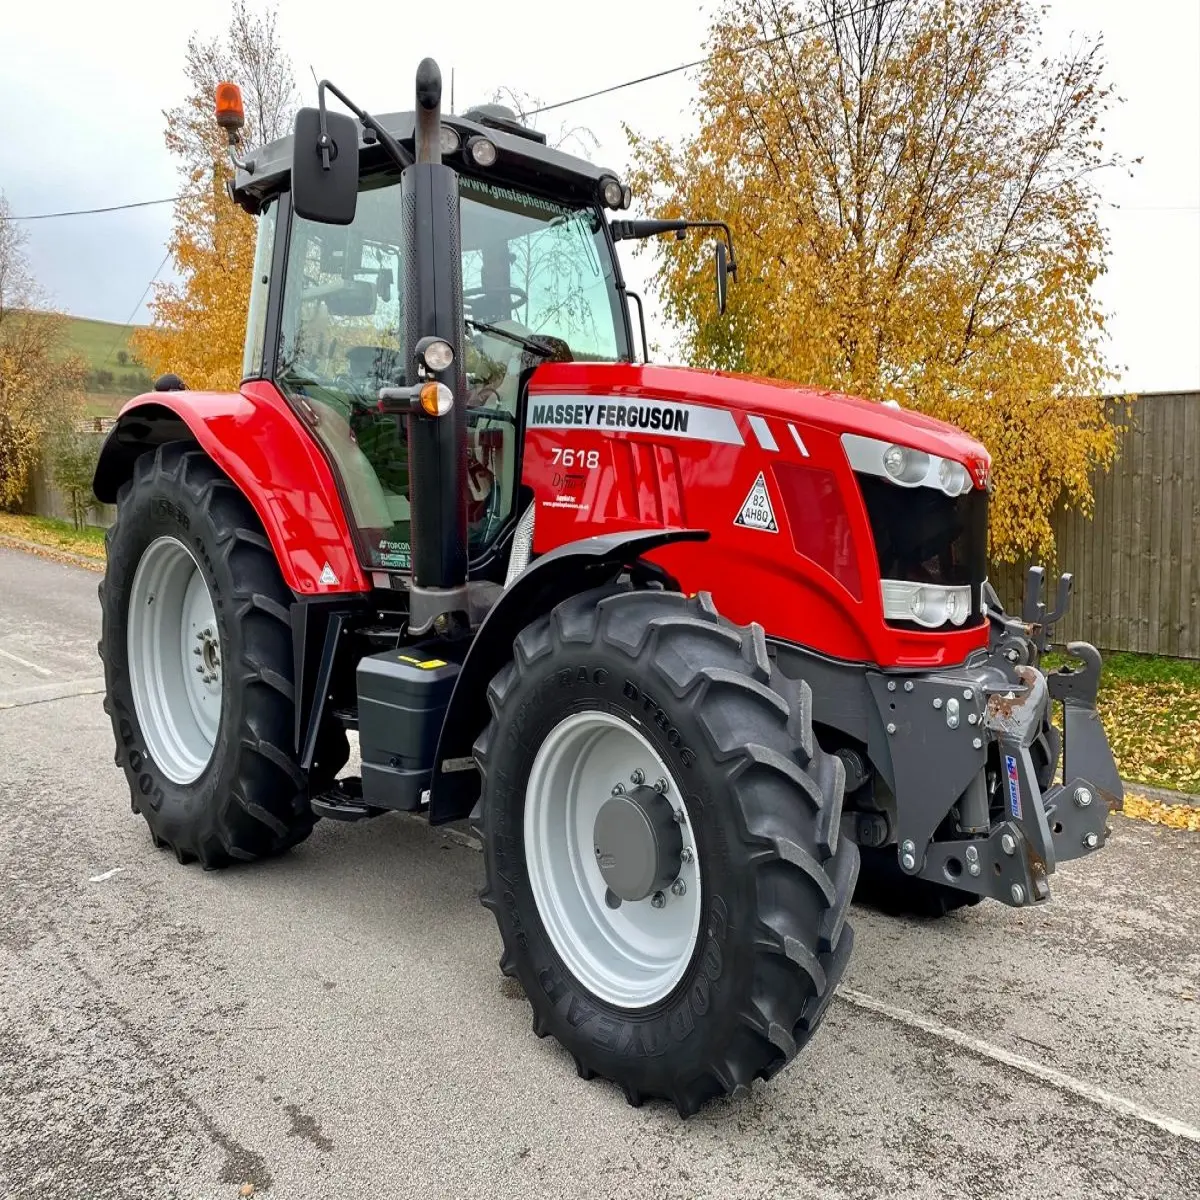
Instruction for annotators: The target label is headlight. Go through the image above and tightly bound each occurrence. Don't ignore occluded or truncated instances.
[881,579,971,628]
[439,125,461,156]
[842,433,975,497]
[467,136,497,167]
[882,444,930,484]
[600,177,624,209]
[417,337,454,372]
[938,458,970,496]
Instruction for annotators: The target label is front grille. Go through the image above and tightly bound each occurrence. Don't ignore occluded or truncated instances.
[856,473,988,626]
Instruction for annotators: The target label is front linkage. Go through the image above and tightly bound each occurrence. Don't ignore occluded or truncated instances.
[869,567,1123,908]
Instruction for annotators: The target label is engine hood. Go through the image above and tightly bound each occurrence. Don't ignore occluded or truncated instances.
[529,361,991,469]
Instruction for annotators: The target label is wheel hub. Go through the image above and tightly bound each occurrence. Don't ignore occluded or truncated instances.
[594,786,682,902]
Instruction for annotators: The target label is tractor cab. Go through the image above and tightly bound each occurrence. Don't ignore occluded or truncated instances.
[232,99,635,579]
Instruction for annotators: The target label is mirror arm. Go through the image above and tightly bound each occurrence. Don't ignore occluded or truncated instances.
[610,217,738,281]
[316,79,414,173]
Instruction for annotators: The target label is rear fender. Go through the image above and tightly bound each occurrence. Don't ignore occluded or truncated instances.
[427,527,709,824]
[92,382,368,595]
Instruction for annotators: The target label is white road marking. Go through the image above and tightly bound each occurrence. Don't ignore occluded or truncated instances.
[838,987,1200,1144]
[0,645,53,677]
[89,867,124,883]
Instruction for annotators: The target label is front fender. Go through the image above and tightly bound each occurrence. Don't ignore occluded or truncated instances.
[92,381,368,596]
[427,526,709,824]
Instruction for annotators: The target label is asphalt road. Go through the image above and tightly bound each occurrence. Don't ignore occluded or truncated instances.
[2,544,1198,1200]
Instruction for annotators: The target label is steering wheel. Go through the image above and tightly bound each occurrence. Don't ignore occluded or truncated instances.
[464,285,528,313]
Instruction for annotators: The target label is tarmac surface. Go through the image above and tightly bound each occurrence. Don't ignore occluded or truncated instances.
[2,544,1198,1199]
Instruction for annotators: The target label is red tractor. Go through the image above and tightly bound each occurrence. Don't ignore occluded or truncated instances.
[93,60,1122,1115]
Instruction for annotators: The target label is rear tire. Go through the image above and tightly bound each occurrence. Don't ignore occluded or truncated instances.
[473,587,859,1115]
[98,442,329,867]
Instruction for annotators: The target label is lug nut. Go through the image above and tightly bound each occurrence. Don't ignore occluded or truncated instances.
[968,862,981,877]
[630,768,645,786]
[650,891,666,909]
[611,783,625,796]
[967,713,978,725]
[672,808,685,825]
[671,878,687,897]
[654,778,669,794]
[680,846,694,864]
[887,680,896,692]
[1011,883,1026,905]
[1073,787,1093,808]
[886,723,897,735]
[972,737,982,749]
[1083,832,1099,849]
[963,688,974,701]
[933,698,944,710]
[195,664,204,674]
[193,646,202,656]
[965,846,979,863]
[903,680,914,692]
[1001,833,1016,856]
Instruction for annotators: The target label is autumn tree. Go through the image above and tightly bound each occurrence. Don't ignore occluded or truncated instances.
[628,0,1125,561]
[133,0,297,392]
[0,194,86,509]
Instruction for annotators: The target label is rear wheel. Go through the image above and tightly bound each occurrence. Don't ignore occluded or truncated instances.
[473,587,859,1115]
[98,443,338,866]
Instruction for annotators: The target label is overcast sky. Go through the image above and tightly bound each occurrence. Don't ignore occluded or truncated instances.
[2,0,1197,392]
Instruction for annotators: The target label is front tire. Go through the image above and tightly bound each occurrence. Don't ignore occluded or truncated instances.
[473,588,859,1115]
[98,443,334,867]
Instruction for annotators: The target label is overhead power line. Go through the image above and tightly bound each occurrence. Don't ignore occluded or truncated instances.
[7,196,182,222]
[529,0,893,115]
[10,1,890,218]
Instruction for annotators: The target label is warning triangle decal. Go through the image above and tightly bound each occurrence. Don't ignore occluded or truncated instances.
[734,472,778,533]
[319,562,340,586]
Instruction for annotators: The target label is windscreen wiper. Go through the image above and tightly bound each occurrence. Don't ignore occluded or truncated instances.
[465,318,554,357]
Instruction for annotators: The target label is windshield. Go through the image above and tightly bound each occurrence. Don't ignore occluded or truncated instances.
[276,172,627,573]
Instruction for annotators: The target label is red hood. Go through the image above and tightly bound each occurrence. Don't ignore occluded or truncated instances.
[530,362,990,468]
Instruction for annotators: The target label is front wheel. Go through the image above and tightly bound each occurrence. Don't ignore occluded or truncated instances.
[473,588,859,1116]
[98,443,343,867]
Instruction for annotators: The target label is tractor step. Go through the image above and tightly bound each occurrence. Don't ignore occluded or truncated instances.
[332,706,359,730]
[309,777,385,822]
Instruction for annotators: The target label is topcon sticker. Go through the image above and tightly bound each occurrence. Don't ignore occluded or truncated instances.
[527,396,744,445]
[734,472,778,533]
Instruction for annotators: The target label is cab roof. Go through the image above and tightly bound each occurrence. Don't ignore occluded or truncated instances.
[231,107,624,214]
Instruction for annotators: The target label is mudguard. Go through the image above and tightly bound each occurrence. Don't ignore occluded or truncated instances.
[427,526,709,824]
[92,382,369,595]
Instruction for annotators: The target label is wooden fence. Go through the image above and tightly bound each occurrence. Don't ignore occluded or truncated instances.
[990,391,1199,659]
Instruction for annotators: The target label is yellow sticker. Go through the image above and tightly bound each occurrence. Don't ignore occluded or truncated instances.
[397,654,422,664]
[419,659,448,669]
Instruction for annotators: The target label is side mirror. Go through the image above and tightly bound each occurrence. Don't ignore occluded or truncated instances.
[715,240,729,316]
[292,107,359,225]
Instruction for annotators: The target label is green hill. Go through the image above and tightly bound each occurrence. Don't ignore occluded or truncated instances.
[20,312,155,415]
[55,314,154,395]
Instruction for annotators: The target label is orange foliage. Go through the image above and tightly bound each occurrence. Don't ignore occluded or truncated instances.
[627,0,1128,561]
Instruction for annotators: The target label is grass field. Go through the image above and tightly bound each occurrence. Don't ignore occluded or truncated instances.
[25,310,152,410]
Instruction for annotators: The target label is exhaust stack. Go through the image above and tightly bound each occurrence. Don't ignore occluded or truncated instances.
[403,57,469,635]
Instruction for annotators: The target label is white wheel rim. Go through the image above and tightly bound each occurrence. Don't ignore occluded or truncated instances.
[524,711,701,1009]
[127,536,221,785]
